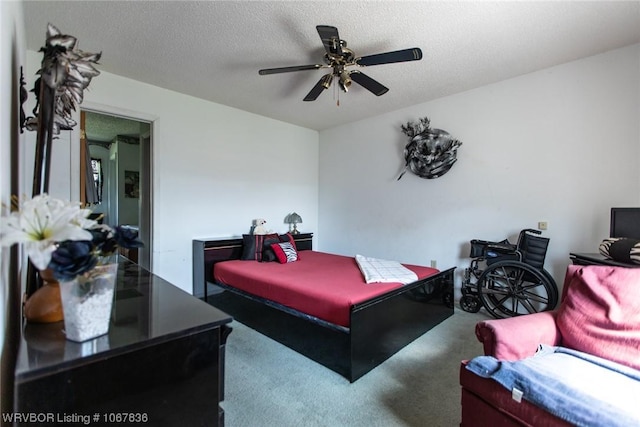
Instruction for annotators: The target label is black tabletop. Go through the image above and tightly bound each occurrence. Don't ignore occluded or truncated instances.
[570,252,640,268]
[15,257,231,382]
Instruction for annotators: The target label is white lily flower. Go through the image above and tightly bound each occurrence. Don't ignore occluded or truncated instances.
[71,206,97,230]
[0,194,92,270]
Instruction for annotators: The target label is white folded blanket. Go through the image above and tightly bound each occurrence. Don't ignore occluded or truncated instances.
[355,254,419,284]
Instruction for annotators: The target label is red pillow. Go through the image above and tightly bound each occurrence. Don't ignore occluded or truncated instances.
[556,265,640,370]
[270,242,298,264]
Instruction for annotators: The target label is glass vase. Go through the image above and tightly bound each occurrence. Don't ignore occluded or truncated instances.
[59,262,118,342]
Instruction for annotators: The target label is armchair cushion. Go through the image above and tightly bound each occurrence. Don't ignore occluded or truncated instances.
[460,360,573,427]
[476,311,561,360]
[556,265,640,370]
[465,345,640,427]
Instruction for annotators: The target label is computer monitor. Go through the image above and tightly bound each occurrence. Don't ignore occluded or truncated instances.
[610,207,640,239]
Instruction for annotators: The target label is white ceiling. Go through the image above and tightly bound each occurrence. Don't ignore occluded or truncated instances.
[23,1,640,131]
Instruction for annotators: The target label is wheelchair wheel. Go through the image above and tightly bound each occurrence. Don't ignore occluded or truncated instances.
[540,268,560,309]
[476,260,558,319]
[460,295,481,313]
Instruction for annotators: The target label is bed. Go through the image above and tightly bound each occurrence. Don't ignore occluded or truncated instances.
[193,233,455,382]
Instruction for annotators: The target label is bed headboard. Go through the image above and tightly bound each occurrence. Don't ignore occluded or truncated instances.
[192,232,313,298]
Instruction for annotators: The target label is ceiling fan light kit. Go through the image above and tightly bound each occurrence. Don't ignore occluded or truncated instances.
[259,25,423,102]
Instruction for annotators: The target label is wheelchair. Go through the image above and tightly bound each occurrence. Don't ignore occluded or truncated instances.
[460,229,559,319]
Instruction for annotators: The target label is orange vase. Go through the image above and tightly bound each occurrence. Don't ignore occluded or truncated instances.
[23,269,64,323]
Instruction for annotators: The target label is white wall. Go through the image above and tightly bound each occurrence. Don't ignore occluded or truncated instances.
[318,44,640,296]
[23,51,320,293]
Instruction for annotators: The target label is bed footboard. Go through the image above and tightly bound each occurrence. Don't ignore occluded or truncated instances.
[208,268,454,382]
[350,267,455,381]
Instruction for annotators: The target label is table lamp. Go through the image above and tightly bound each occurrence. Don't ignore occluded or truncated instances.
[286,212,302,234]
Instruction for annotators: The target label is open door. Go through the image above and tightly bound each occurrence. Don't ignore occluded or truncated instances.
[80,110,152,270]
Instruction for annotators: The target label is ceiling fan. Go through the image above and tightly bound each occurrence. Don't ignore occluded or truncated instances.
[258,25,423,102]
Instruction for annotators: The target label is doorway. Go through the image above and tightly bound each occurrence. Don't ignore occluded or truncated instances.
[80,110,153,270]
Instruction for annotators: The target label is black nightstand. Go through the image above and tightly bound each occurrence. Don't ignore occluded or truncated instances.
[291,232,313,250]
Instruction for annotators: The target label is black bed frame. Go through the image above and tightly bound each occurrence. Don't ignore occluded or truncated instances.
[193,233,455,382]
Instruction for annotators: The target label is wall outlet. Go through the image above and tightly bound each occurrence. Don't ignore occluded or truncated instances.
[538,221,548,231]
[430,260,437,268]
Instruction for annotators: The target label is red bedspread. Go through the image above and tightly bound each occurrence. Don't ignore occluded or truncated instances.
[213,251,439,327]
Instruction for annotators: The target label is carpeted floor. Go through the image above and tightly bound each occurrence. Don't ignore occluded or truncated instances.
[222,308,491,427]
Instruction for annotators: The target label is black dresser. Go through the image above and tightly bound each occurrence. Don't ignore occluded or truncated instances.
[14,258,232,426]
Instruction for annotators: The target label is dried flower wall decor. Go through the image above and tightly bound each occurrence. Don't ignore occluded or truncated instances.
[23,23,101,196]
[397,117,463,180]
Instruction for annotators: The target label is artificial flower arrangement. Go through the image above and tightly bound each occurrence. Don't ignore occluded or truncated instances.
[1,193,142,288]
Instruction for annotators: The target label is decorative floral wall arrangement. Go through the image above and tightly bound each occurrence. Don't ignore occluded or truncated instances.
[397,117,463,180]
[21,23,102,196]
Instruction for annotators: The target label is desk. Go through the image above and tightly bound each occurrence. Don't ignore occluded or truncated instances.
[570,252,640,268]
[14,258,232,426]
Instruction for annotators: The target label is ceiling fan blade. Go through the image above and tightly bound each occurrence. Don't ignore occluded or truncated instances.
[303,74,333,101]
[259,64,323,75]
[317,25,342,56]
[357,48,423,66]
[349,71,389,96]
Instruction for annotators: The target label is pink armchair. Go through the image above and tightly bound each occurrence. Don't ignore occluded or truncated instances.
[460,265,640,426]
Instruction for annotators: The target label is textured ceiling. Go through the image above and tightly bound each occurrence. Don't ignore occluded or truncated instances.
[24,1,640,132]
[84,111,148,143]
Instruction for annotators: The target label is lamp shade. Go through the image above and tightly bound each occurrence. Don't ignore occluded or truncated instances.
[288,212,302,224]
